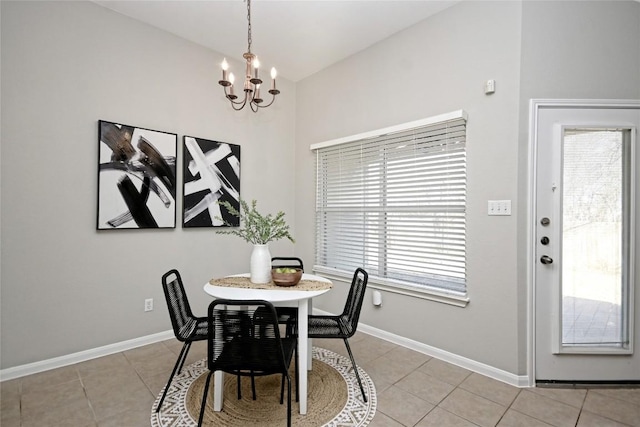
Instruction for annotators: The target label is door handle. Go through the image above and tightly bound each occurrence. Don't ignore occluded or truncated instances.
[540,255,553,265]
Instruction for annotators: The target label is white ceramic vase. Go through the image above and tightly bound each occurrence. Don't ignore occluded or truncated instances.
[250,244,272,284]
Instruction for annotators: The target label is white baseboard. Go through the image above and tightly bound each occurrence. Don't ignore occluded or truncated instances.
[0,330,174,382]
[357,322,530,388]
[1,316,530,388]
[311,307,529,388]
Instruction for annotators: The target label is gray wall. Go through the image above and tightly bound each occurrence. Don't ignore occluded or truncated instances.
[1,0,297,369]
[296,0,640,376]
[2,0,639,379]
[519,1,640,101]
[515,0,640,372]
[296,0,524,374]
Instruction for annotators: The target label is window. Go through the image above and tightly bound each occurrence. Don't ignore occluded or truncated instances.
[312,111,468,300]
[561,128,633,351]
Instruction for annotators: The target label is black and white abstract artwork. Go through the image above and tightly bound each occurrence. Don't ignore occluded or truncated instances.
[97,120,177,229]
[182,136,240,227]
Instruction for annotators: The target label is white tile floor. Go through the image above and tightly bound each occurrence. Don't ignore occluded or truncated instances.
[1,332,639,426]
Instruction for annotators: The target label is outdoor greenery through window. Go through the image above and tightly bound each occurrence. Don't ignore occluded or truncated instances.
[312,111,468,296]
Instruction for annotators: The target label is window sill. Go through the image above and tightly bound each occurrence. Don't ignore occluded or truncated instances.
[313,266,470,308]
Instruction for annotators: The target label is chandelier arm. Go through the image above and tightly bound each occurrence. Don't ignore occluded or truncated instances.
[255,94,277,109]
[228,95,248,106]
[223,86,245,105]
[225,89,250,109]
[231,97,249,111]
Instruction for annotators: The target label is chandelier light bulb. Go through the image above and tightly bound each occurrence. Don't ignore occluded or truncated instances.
[255,83,261,103]
[228,72,236,98]
[270,67,278,92]
[220,58,230,85]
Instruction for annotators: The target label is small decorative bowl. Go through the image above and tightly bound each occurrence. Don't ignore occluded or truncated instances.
[271,268,303,287]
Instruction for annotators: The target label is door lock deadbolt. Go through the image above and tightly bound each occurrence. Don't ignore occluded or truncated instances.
[540,217,551,226]
[540,236,550,245]
[540,255,553,265]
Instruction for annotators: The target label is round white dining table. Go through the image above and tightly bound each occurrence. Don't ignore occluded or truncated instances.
[203,273,332,415]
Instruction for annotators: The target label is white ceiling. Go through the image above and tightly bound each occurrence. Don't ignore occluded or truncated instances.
[92,0,460,81]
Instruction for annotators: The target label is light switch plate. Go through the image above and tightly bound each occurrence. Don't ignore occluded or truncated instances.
[488,200,511,216]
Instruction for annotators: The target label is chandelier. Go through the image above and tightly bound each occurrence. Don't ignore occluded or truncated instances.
[218,0,280,112]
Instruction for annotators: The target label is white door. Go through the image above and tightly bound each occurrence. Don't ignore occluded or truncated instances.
[532,100,640,382]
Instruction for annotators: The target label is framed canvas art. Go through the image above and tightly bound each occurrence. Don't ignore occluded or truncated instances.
[97,120,177,229]
[183,136,241,227]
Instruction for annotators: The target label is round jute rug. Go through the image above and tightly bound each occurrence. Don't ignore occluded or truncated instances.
[150,347,376,427]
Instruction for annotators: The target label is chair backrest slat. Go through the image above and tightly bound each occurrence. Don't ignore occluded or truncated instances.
[271,257,304,272]
[162,269,197,341]
[340,268,368,337]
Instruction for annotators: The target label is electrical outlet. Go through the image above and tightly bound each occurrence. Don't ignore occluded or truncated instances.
[484,79,496,94]
[144,298,153,312]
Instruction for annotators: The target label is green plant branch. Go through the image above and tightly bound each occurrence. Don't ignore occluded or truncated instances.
[215,199,295,245]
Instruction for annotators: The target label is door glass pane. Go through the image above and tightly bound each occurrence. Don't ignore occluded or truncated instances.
[561,129,630,349]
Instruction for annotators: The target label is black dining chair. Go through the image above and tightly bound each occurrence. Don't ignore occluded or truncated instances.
[307,268,369,402]
[157,269,209,412]
[271,256,304,272]
[197,299,298,427]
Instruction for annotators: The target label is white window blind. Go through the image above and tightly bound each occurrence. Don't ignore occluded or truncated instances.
[312,111,467,294]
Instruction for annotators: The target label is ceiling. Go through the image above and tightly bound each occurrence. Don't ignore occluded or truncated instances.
[92,0,460,82]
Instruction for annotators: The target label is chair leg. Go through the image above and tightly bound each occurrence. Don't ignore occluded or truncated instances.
[285,317,297,337]
[156,341,192,412]
[251,374,257,400]
[237,373,257,400]
[343,338,367,403]
[175,341,192,374]
[286,374,292,427]
[294,344,299,402]
[197,372,214,427]
[281,345,299,404]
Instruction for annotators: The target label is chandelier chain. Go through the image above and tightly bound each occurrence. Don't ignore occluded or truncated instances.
[246,0,252,54]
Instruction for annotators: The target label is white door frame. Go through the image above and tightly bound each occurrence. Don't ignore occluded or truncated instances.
[527,98,640,387]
